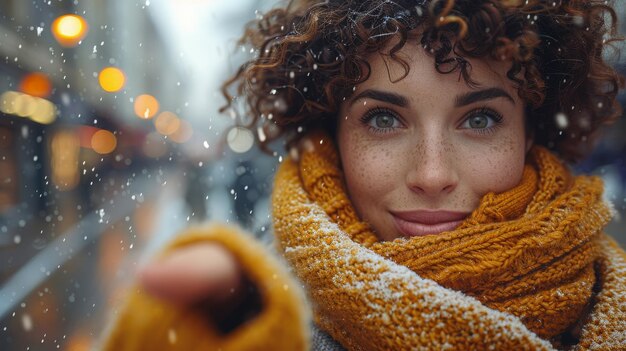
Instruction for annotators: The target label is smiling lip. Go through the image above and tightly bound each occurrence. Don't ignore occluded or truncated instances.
[390,210,470,237]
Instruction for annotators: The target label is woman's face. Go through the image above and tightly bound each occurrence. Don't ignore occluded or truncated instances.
[337,41,530,241]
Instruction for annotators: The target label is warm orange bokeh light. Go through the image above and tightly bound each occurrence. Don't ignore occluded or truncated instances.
[98,67,126,92]
[52,14,88,47]
[91,130,117,154]
[133,94,159,119]
[19,73,52,98]
[154,111,180,136]
[169,119,193,143]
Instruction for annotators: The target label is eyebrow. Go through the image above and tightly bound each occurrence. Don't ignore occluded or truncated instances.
[349,87,515,108]
[349,89,409,108]
[454,87,515,107]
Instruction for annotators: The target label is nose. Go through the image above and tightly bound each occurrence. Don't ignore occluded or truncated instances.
[405,141,459,197]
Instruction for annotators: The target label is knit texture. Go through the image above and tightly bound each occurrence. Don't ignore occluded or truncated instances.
[272,131,626,351]
[99,223,310,351]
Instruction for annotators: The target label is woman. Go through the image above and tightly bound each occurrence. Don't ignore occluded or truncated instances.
[103,0,626,350]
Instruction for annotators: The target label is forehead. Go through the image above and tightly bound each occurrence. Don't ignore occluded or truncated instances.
[358,39,515,95]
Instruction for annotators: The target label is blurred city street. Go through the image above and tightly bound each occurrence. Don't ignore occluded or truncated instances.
[0,1,625,350]
[0,1,279,349]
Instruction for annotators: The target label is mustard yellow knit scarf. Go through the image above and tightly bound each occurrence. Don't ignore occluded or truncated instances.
[272,132,626,350]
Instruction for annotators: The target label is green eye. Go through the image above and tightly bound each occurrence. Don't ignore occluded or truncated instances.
[462,108,503,132]
[468,114,489,129]
[375,114,396,128]
[360,108,402,134]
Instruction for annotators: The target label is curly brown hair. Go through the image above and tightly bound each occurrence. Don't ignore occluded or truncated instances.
[221,0,624,162]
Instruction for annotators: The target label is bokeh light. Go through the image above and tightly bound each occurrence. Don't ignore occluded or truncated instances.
[91,130,117,154]
[0,91,19,115]
[133,94,159,119]
[51,14,88,47]
[13,94,37,118]
[29,99,57,125]
[226,126,254,153]
[98,67,126,92]
[154,111,180,136]
[13,94,35,117]
[169,119,193,143]
[19,72,52,98]
[0,91,57,124]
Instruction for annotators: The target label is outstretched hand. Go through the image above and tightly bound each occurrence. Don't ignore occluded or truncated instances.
[138,243,245,306]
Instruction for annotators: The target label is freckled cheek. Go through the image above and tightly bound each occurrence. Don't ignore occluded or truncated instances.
[462,137,526,194]
[341,142,400,204]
